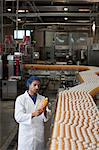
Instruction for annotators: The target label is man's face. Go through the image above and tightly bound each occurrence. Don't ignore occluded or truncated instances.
[29,80,40,95]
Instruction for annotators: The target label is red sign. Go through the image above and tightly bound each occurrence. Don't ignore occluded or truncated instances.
[23,36,31,45]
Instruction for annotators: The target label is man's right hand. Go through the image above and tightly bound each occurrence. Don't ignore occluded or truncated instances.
[32,109,44,117]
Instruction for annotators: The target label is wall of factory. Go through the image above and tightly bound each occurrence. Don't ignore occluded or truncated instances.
[45,31,54,47]
[96,15,99,42]
[34,31,44,48]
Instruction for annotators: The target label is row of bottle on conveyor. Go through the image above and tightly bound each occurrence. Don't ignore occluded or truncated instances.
[69,68,99,93]
[50,91,99,150]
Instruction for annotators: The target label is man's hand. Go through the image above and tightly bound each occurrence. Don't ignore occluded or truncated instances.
[32,109,44,117]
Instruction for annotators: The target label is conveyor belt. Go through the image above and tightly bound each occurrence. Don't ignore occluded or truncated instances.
[50,91,99,150]
[23,64,89,71]
[49,66,99,150]
[23,64,99,149]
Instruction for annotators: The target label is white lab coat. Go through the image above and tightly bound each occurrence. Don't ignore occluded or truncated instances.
[15,91,50,150]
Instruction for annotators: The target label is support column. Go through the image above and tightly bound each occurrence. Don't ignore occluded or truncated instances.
[0,0,3,44]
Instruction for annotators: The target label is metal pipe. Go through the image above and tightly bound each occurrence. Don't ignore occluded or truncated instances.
[22,22,92,28]
[16,0,19,39]
[3,23,14,27]
[2,12,99,17]
[1,0,3,44]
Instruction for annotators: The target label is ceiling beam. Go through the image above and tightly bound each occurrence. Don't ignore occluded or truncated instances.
[6,0,98,2]
[26,1,43,22]
[22,22,92,27]
[2,12,99,17]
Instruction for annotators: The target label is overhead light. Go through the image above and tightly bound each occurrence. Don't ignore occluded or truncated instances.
[92,21,95,32]
[7,8,11,11]
[5,0,16,1]
[17,18,21,22]
[64,17,68,21]
[18,10,29,13]
[64,7,68,11]
[79,8,90,12]
[75,20,90,23]
[18,10,25,13]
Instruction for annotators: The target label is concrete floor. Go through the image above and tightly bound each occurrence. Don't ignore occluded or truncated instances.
[0,100,18,150]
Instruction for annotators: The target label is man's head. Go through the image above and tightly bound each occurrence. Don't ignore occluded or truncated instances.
[26,76,41,95]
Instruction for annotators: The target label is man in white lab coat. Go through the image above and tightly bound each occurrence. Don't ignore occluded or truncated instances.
[14,76,51,150]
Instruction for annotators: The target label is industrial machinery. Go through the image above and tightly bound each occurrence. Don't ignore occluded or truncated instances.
[4,35,15,53]
[44,32,88,65]
[54,32,70,63]
[7,52,22,78]
[88,43,99,66]
[14,52,22,77]
[7,54,14,78]
[1,52,23,99]
[2,53,8,79]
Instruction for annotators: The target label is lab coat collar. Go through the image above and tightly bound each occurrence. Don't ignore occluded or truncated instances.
[25,91,41,109]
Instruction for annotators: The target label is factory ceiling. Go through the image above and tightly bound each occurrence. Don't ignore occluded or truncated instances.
[2,0,99,31]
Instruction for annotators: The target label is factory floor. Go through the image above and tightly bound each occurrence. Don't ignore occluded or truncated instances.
[0,100,18,150]
[0,80,59,150]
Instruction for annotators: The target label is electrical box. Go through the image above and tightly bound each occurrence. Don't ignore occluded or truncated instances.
[2,80,17,99]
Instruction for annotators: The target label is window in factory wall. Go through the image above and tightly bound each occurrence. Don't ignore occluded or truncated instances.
[26,30,31,36]
[14,30,31,40]
[14,30,25,40]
